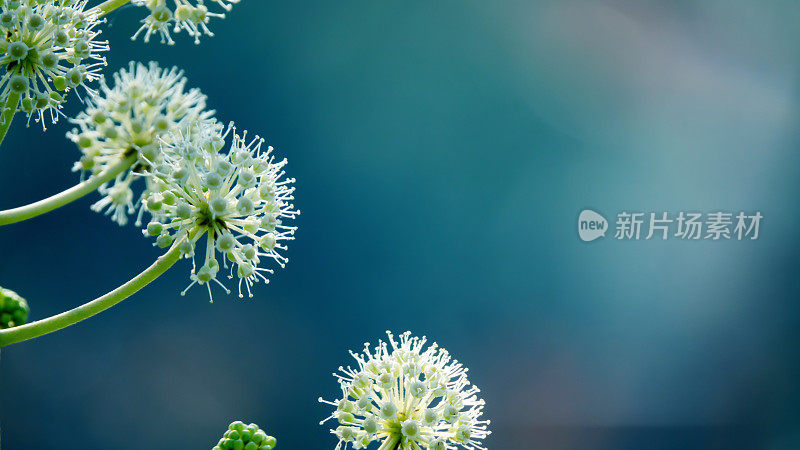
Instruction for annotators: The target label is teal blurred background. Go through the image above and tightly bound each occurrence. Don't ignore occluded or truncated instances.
[2,0,800,448]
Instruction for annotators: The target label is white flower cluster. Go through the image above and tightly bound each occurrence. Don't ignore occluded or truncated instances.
[68,61,214,226]
[141,121,298,300]
[131,0,240,45]
[320,332,490,450]
[0,0,107,127]
[68,61,297,300]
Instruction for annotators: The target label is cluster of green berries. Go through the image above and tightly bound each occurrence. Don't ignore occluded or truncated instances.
[213,421,276,450]
[0,287,29,329]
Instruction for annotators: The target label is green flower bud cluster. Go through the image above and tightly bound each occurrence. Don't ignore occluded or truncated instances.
[213,421,276,450]
[0,287,29,329]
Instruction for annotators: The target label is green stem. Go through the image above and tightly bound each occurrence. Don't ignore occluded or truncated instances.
[0,90,20,148]
[0,155,136,226]
[377,436,401,450]
[0,228,201,347]
[91,0,132,17]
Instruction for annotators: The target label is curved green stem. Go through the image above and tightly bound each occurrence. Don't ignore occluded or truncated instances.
[0,228,201,347]
[0,90,20,148]
[0,155,136,226]
[92,0,132,17]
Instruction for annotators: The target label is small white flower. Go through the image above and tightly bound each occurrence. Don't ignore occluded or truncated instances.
[319,331,491,450]
[68,61,214,226]
[141,121,298,301]
[0,0,108,127]
[131,0,240,45]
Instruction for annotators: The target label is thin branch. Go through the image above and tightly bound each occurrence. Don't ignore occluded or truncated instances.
[0,155,136,226]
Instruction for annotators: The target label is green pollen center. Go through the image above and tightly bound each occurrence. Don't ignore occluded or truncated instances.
[195,202,228,232]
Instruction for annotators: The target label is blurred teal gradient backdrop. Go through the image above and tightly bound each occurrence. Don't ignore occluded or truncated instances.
[2,1,800,448]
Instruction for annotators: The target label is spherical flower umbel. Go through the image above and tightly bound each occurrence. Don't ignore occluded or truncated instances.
[68,61,214,226]
[131,0,240,45]
[0,0,108,127]
[213,420,276,450]
[141,121,298,300]
[319,331,490,450]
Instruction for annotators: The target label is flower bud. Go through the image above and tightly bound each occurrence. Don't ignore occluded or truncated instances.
[0,287,29,329]
[7,41,28,60]
[215,421,276,449]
